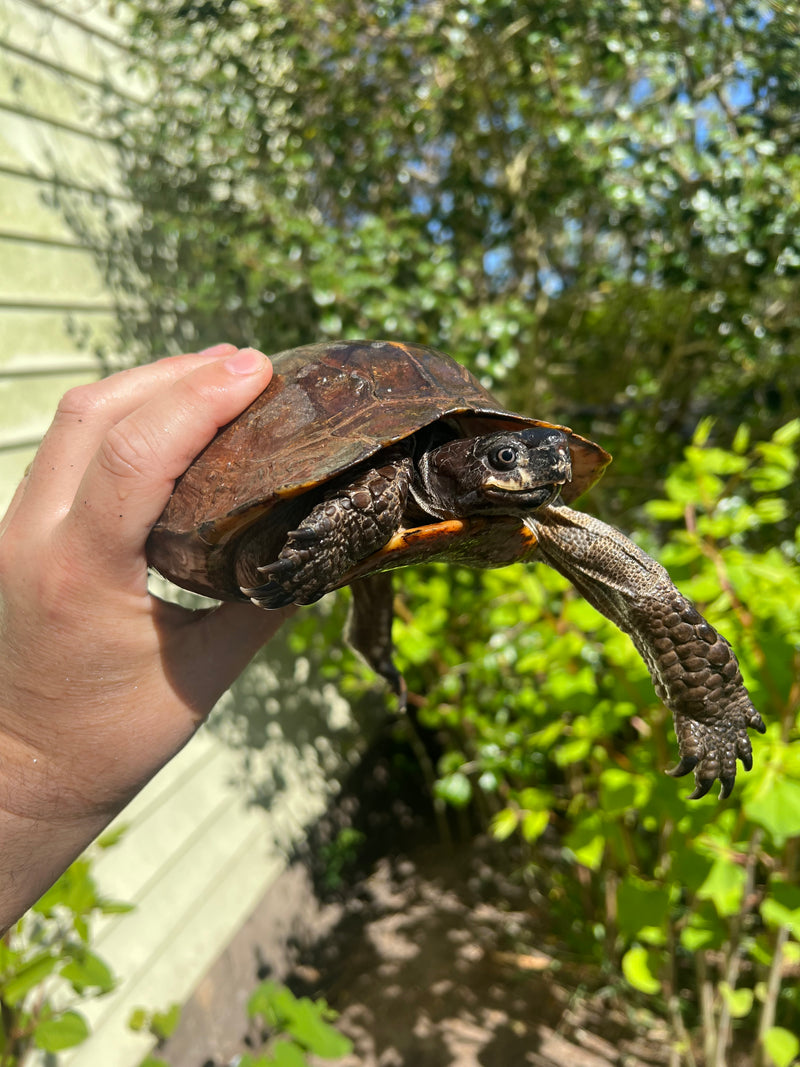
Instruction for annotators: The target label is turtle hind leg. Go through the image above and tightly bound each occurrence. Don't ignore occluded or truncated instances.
[348,571,407,711]
[241,447,413,609]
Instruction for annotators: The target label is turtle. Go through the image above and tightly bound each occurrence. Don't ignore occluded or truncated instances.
[146,339,765,799]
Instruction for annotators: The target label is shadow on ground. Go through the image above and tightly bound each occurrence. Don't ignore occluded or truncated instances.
[160,729,676,1067]
[290,839,673,1067]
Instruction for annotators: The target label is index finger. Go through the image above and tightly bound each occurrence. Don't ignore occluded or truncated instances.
[8,346,239,533]
[58,348,273,587]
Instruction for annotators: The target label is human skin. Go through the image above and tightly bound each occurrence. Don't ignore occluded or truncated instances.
[0,345,293,934]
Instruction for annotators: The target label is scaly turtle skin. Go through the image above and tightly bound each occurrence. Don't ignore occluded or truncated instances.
[147,339,765,799]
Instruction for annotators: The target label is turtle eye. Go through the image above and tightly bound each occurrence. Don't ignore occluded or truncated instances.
[488,445,519,470]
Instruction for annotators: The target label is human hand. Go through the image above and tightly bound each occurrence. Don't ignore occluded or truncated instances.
[0,345,292,930]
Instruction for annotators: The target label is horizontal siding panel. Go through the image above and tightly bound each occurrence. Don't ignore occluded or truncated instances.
[69,835,288,1067]
[0,310,119,368]
[90,741,246,909]
[0,241,111,302]
[0,369,98,445]
[0,49,125,134]
[0,26,146,104]
[61,711,340,1067]
[0,159,134,202]
[0,48,96,122]
[0,98,116,142]
[17,0,135,51]
[0,445,36,510]
[0,170,138,243]
[0,107,123,184]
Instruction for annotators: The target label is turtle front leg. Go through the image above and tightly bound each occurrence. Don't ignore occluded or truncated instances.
[530,503,765,799]
[242,446,414,608]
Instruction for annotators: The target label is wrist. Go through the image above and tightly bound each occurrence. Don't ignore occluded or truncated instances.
[0,775,113,936]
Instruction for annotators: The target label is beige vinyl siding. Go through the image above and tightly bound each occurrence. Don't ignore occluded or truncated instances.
[0,0,135,505]
[1,5,363,1065]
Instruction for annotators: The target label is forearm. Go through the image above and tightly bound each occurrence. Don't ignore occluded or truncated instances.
[0,806,112,936]
[0,723,117,934]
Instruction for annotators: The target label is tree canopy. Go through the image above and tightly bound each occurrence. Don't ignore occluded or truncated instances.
[108,0,800,519]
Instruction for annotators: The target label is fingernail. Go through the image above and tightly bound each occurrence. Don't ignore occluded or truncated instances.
[200,342,237,356]
[224,347,269,375]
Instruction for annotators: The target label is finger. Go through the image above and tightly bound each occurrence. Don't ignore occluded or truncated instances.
[0,467,32,538]
[59,348,273,585]
[16,346,239,526]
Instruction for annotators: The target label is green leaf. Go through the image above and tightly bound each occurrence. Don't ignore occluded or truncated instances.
[34,1010,90,1051]
[718,982,753,1019]
[433,772,472,809]
[248,981,295,1026]
[150,1003,182,1040]
[762,1027,800,1067]
[565,813,606,871]
[521,809,549,843]
[599,767,650,814]
[772,418,800,447]
[680,925,715,952]
[490,808,519,841]
[264,1042,309,1067]
[288,998,352,1057]
[696,857,746,918]
[34,858,99,918]
[1,952,59,1005]
[621,946,661,995]
[61,951,116,994]
[128,1007,148,1032]
[760,881,800,938]
[616,877,671,940]
[643,498,686,521]
[246,982,350,1057]
[96,823,129,849]
[745,776,800,846]
[732,424,751,454]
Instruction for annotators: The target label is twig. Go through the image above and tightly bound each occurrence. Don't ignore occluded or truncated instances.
[713,831,763,1067]
[755,924,790,1067]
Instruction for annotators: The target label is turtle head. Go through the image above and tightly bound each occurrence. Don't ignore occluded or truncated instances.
[412,426,572,519]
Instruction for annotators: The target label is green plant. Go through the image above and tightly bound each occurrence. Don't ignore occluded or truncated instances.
[240,980,352,1066]
[395,419,800,1065]
[319,828,367,891]
[0,830,131,1065]
[130,1001,182,1067]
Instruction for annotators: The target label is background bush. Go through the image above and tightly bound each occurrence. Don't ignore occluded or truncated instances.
[58,1,800,1063]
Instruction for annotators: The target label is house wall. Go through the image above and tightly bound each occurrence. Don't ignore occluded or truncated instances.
[0,5,364,1063]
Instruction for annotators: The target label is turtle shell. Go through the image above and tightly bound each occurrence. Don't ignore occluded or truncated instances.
[147,339,611,598]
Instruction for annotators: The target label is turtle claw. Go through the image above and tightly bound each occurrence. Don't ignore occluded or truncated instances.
[750,710,767,734]
[284,527,319,547]
[246,554,327,608]
[667,755,720,800]
[256,558,295,577]
[666,755,699,779]
[688,778,715,800]
[719,775,737,800]
[241,580,295,609]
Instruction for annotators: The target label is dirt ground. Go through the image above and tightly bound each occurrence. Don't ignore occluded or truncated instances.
[160,737,677,1067]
